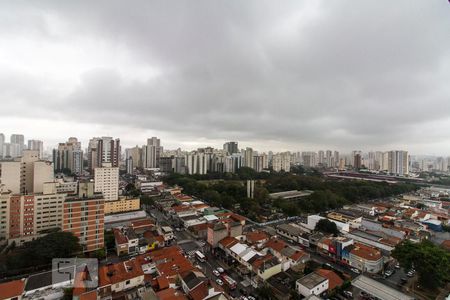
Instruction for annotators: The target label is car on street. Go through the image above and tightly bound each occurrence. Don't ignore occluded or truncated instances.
[213,270,220,277]
[407,271,414,277]
[216,267,225,273]
[350,267,361,274]
[216,279,223,286]
[384,270,394,277]
[247,296,256,300]
[343,291,353,298]
[395,263,400,269]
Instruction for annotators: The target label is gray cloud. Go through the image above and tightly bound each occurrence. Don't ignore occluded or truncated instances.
[0,0,449,154]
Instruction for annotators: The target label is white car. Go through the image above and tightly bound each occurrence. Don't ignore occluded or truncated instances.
[343,291,353,298]
[350,268,361,274]
[215,279,223,286]
[216,267,225,273]
[213,270,220,277]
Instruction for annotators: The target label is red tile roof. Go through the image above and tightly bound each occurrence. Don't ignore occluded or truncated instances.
[218,236,238,248]
[113,228,128,245]
[350,243,381,261]
[98,259,144,287]
[79,291,98,300]
[264,238,287,253]
[0,279,25,300]
[246,231,269,244]
[188,281,209,300]
[315,269,344,290]
[131,219,155,229]
[156,288,188,300]
[137,246,194,279]
[157,276,170,290]
[290,249,308,261]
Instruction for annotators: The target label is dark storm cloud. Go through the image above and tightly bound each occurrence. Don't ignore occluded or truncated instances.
[0,1,449,152]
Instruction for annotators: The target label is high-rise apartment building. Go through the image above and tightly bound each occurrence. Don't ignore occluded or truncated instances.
[272,152,291,172]
[325,150,333,167]
[94,163,119,201]
[0,133,4,158]
[88,137,120,172]
[243,147,254,169]
[143,137,162,168]
[10,134,25,158]
[0,150,53,194]
[388,150,409,175]
[27,140,44,159]
[63,181,105,252]
[334,151,340,168]
[53,137,83,174]
[354,153,362,169]
[302,152,317,168]
[223,142,239,155]
[318,150,325,165]
[125,146,143,174]
[0,182,104,252]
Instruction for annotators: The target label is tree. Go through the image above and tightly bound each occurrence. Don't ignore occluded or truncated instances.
[315,218,339,236]
[92,248,106,260]
[392,240,450,290]
[6,231,81,271]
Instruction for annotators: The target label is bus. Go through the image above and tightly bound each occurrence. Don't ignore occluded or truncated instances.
[221,274,237,290]
[195,250,206,262]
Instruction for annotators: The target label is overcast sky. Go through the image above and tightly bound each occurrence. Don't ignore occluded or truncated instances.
[0,1,449,155]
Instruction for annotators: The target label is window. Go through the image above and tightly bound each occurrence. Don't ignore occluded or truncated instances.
[126,280,130,285]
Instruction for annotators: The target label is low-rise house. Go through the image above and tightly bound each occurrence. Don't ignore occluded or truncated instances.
[314,269,343,291]
[296,272,328,297]
[158,226,175,244]
[97,258,145,297]
[251,254,283,281]
[276,223,310,247]
[113,227,139,256]
[245,231,270,248]
[189,223,209,239]
[264,238,310,271]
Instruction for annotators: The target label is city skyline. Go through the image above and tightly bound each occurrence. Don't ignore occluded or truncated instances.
[0,1,449,155]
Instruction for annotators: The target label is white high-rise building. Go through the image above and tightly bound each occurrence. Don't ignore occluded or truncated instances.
[10,134,25,157]
[272,152,291,172]
[143,137,162,168]
[94,163,119,201]
[28,140,44,159]
[388,150,409,175]
[318,150,325,165]
[334,151,340,168]
[243,147,254,169]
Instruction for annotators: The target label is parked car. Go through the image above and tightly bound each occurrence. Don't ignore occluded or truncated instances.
[216,279,223,286]
[395,263,400,269]
[216,267,225,273]
[213,270,220,277]
[407,271,414,277]
[384,270,394,277]
[350,267,361,274]
[248,296,256,300]
[343,291,353,298]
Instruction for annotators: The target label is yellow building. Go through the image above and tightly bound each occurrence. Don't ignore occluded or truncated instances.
[104,197,140,214]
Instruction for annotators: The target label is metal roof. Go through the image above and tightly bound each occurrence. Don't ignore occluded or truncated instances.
[351,275,414,300]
